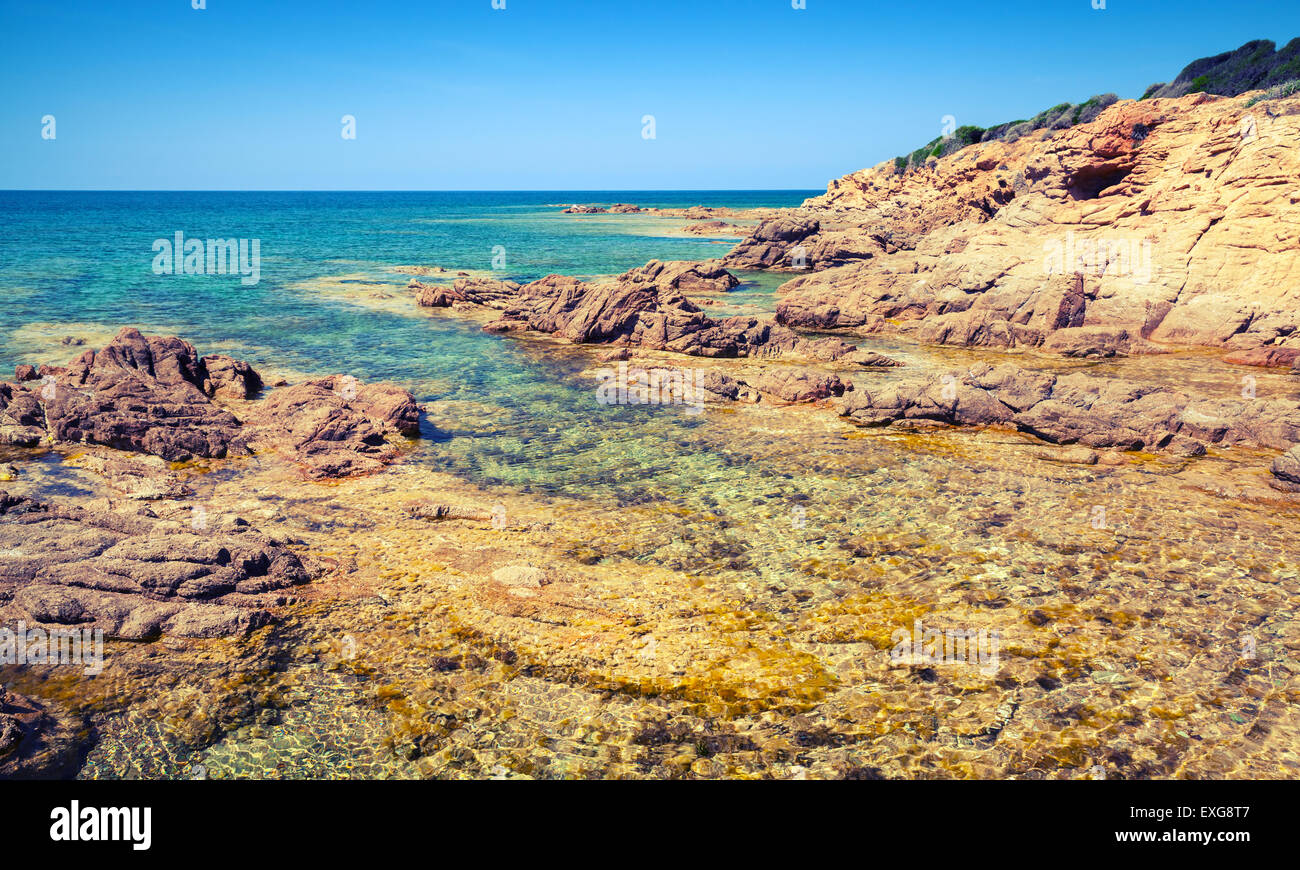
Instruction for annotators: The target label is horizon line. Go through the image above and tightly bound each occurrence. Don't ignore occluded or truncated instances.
[0,187,826,194]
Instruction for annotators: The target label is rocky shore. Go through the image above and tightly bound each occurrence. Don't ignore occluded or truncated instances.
[4,82,1300,781]
[411,259,894,368]
[0,327,421,478]
[0,328,425,774]
[519,86,1300,483]
[724,89,1300,371]
[412,150,1300,484]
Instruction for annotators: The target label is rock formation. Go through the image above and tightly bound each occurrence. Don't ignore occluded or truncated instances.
[838,362,1300,456]
[1272,445,1300,491]
[0,328,422,479]
[0,491,311,640]
[1,328,248,458]
[251,375,421,479]
[721,89,1300,365]
[415,260,897,366]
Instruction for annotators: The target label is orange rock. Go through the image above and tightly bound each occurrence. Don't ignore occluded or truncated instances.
[726,90,1300,360]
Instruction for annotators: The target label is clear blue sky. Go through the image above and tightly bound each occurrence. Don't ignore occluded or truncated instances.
[2,0,1298,190]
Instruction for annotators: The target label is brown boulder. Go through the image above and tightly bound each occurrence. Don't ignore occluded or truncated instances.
[0,491,310,640]
[246,375,420,479]
[1271,446,1300,491]
[201,354,263,399]
[754,368,851,403]
[33,328,247,461]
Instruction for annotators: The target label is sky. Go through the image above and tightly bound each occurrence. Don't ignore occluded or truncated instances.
[2,0,1298,190]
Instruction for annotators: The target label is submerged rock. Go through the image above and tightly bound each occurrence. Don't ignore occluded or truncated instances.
[64,452,194,500]
[683,220,746,236]
[0,681,89,779]
[404,502,494,522]
[0,686,21,757]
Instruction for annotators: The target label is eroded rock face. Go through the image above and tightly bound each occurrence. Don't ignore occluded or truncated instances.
[726,217,823,268]
[416,261,879,365]
[615,260,740,295]
[837,362,1300,454]
[721,90,1300,362]
[0,328,247,460]
[0,328,422,479]
[1272,446,1300,491]
[0,491,310,640]
[246,376,421,479]
[753,368,851,404]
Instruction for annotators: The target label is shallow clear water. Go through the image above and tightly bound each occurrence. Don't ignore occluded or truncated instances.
[3,191,1298,780]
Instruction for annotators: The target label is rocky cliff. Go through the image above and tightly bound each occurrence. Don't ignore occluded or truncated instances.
[726,87,1300,364]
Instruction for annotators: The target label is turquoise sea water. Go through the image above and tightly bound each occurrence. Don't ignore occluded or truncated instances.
[0,190,815,496]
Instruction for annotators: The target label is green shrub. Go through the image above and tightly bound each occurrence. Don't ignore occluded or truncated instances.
[1245,78,1300,106]
[952,125,986,147]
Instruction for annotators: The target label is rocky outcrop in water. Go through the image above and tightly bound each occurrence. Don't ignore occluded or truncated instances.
[416,261,896,366]
[683,220,748,236]
[838,362,1300,455]
[0,328,247,459]
[0,491,311,640]
[721,89,1300,365]
[751,367,852,404]
[616,259,740,295]
[0,328,421,479]
[249,375,421,479]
